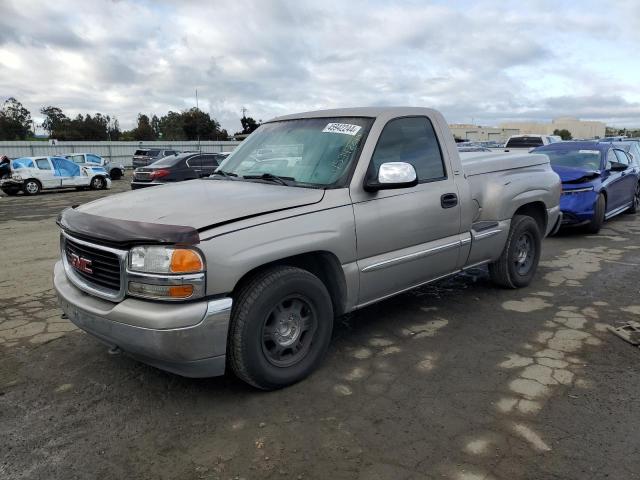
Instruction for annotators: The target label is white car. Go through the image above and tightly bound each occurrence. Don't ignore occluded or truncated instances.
[0,156,111,196]
[64,153,125,180]
[504,134,562,151]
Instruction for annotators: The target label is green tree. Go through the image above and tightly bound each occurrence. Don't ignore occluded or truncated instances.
[553,128,572,140]
[151,114,161,139]
[239,115,260,135]
[0,97,33,140]
[132,114,157,141]
[40,106,68,137]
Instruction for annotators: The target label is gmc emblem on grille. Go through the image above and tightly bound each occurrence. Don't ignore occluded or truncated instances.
[70,253,93,274]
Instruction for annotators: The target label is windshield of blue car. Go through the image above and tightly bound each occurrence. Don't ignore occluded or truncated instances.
[543,150,602,170]
[214,117,374,187]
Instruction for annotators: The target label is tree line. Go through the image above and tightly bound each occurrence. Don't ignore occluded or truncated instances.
[0,97,261,141]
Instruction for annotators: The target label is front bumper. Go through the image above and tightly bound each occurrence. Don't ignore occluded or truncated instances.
[560,189,598,226]
[0,178,22,188]
[54,261,232,378]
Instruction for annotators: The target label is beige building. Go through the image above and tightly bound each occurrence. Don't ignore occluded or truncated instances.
[499,117,606,139]
[449,124,520,142]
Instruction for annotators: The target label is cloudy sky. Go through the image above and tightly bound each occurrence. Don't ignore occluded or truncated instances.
[1,0,639,133]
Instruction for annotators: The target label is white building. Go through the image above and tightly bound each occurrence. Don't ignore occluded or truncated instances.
[449,124,519,142]
[499,117,606,140]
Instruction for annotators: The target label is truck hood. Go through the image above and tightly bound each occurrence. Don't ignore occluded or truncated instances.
[77,179,325,230]
[551,165,601,184]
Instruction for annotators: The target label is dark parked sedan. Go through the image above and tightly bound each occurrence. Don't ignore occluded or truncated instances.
[131,152,228,189]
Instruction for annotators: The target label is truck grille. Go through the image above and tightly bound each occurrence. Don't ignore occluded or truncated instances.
[64,236,123,292]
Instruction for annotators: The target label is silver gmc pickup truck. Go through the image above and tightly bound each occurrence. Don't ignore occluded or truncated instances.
[54,107,561,389]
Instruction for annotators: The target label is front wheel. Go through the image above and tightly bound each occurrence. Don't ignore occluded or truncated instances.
[585,193,606,233]
[110,169,122,180]
[23,179,41,195]
[489,215,542,289]
[228,266,334,390]
[90,176,106,190]
[1,187,19,196]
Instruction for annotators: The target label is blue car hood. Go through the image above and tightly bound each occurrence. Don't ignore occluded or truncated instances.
[551,165,600,184]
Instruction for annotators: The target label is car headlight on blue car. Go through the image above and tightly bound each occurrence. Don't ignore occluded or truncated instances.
[127,246,205,300]
[562,186,594,195]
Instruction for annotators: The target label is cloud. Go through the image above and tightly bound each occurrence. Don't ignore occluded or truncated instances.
[0,0,639,132]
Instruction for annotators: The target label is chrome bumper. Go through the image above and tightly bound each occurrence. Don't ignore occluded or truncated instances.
[54,261,232,378]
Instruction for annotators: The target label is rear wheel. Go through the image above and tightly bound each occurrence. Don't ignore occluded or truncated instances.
[110,169,122,180]
[228,266,333,390]
[585,193,605,233]
[90,176,106,190]
[23,179,41,196]
[489,215,542,289]
[626,183,640,214]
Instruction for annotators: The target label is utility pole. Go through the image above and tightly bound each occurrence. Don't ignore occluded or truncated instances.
[241,107,247,118]
[196,88,201,153]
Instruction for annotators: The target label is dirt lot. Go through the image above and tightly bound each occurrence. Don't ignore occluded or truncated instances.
[1,177,639,480]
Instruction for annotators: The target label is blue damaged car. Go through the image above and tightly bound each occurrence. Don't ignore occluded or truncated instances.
[532,141,640,233]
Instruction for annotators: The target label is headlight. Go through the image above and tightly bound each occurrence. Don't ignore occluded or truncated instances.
[127,246,205,300]
[129,246,204,274]
[562,186,594,194]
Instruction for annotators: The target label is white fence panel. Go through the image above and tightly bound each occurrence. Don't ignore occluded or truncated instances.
[0,141,241,167]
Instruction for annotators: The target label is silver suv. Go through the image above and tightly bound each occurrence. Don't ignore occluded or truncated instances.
[132,148,179,168]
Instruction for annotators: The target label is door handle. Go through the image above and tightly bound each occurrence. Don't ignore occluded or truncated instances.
[441,193,458,209]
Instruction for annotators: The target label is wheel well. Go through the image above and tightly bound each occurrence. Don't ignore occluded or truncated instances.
[232,252,348,316]
[514,201,547,234]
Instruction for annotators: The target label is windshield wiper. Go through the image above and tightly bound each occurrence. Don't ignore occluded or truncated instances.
[242,173,295,186]
[211,170,238,179]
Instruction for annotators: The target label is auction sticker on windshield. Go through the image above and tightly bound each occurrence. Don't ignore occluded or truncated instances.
[322,123,362,136]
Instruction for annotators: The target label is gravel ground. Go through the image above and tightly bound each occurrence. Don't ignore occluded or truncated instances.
[1,176,639,480]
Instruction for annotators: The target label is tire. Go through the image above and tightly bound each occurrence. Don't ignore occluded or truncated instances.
[585,193,605,233]
[626,183,640,214]
[23,179,41,196]
[489,215,542,289]
[110,169,122,180]
[90,176,106,190]
[1,187,19,196]
[228,266,334,390]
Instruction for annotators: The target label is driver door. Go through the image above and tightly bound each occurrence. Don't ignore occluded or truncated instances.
[352,116,462,306]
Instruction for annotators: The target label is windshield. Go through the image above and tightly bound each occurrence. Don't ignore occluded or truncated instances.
[216,117,373,187]
[544,149,602,170]
[134,149,149,156]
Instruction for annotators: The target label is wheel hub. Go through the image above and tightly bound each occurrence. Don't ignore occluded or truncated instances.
[261,296,317,367]
[275,312,301,346]
[514,233,534,274]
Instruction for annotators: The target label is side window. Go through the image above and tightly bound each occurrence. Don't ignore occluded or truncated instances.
[185,156,199,168]
[200,155,219,167]
[36,158,51,170]
[67,155,85,164]
[370,116,446,182]
[614,150,629,166]
[86,154,102,164]
[165,150,176,156]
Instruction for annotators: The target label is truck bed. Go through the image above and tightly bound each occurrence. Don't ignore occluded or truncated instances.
[459,151,549,176]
